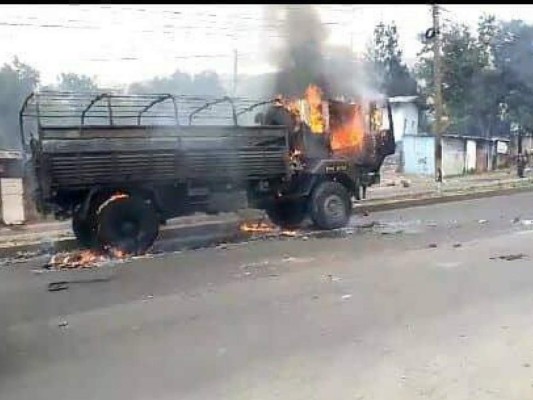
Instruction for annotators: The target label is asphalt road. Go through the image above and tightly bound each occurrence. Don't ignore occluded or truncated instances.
[2,192,533,399]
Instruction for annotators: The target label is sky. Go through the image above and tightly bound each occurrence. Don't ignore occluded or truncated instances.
[1,4,532,88]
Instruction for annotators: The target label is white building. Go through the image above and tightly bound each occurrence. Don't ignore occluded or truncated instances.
[389,96,419,142]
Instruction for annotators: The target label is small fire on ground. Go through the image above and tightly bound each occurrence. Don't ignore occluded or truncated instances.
[47,248,128,270]
[239,220,299,237]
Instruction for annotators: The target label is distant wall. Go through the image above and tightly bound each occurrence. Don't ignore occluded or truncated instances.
[390,102,418,142]
[403,135,435,176]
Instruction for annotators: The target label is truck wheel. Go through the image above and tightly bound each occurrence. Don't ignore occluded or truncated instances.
[310,181,352,230]
[266,199,307,229]
[72,208,95,248]
[96,195,159,255]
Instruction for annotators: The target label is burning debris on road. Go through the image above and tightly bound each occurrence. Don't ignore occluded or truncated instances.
[45,248,128,270]
[239,220,299,237]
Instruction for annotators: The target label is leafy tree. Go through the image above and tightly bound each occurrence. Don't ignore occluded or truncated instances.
[416,15,507,137]
[0,57,39,149]
[366,21,418,97]
[55,73,98,92]
[128,69,225,96]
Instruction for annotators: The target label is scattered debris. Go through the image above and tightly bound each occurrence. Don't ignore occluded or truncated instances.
[400,179,411,188]
[521,220,533,226]
[58,319,69,328]
[48,281,69,292]
[362,210,370,217]
[478,219,488,224]
[357,221,377,229]
[426,222,438,227]
[32,269,45,274]
[490,254,527,261]
[380,229,404,235]
[428,243,438,248]
[453,243,462,248]
[282,256,314,264]
[512,217,521,224]
[312,295,319,300]
[324,274,342,282]
[341,294,352,300]
[524,363,531,368]
[239,220,297,237]
[241,260,270,269]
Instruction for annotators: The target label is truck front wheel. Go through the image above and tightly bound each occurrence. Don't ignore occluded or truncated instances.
[96,195,159,255]
[266,199,307,229]
[310,181,352,230]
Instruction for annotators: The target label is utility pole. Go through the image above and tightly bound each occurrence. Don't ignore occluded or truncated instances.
[232,49,238,97]
[432,3,444,183]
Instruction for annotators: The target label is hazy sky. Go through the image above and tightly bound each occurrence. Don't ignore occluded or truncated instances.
[1,4,531,87]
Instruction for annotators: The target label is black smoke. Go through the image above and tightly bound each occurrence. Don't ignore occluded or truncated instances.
[270,5,330,97]
[267,5,378,101]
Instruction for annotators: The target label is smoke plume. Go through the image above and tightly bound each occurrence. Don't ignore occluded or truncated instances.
[269,5,329,97]
[267,5,381,100]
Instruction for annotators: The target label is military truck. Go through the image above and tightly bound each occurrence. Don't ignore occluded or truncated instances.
[19,90,394,254]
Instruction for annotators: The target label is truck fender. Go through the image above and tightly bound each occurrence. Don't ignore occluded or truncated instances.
[78,187,103,220]
[77,187,161,221]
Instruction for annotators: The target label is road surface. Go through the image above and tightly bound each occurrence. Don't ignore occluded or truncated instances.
[2,192,533,399]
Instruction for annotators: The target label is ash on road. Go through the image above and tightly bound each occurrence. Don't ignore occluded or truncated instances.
[2,192,533,399]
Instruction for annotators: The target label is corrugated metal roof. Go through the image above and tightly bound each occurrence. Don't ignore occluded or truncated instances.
[403,133,510,142]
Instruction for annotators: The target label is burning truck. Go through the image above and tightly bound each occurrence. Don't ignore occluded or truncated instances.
[19,86,395,255]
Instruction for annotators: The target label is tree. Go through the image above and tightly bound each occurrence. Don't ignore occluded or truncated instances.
[0,57,39,149]
[415,15,506,137]
[128,69,226,96]
[366,21,418,97]
[191,71,225,96]
[55,73,98,92]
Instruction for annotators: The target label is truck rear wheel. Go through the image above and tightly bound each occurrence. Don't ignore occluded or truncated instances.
[96,195,159,255]
[72,207,95,248]
[266,199,307,229]
[310,181,352,230]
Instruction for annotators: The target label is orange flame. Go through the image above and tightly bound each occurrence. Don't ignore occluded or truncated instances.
[330,104,365,153]
[240,220,298,237]
[305,84,325,134]
[277,84,372,155]
[48,247,129,270]
[49,250,106,269]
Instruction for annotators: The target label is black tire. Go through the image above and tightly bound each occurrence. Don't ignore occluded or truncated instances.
[96,195,159,255]
[310,181,352,230]
[266,199,307,229]
[72,207,95,249]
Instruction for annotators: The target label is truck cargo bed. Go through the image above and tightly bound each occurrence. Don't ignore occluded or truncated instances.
[21,93,291,197]
[39,125,288,188]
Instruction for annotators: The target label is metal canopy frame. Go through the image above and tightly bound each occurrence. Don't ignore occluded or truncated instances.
[19,91,281,149]
[187,96,237,126]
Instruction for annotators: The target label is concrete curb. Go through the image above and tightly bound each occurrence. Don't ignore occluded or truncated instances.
[2,181,533,259]
[357,182,533,213]
[0,219,245,259]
